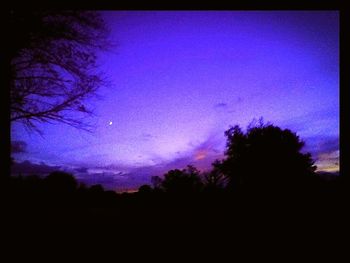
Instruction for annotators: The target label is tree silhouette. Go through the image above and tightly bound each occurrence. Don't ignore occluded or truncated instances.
[9,11,108,132]
[44,171,78,193]
[138,184,153,194]
[203,160,227,192]
[218,120,317,192]
[151,176,163,190]
[89,184,105,194]
[161,165,203,194]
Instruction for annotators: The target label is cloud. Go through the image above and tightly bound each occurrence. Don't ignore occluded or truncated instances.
[317,150,339,162]
[277,107,339,172]
[315,153,339,172]
[9,132,224,191]
[11,159,138,191]
[151,133,225,173]
[11,160,62,175]
[280,107,338,136]
[73,168,153,191]
[75,172,126,187]
[76,132,227,191]
[194,149,208,160]
[66,163,144,190]
[301,134,339,172]
[74,167,88,173]
[303,134,339,156]
[214,102,228,109]
[140,133,155,141]
[316,137,339,155]
[11,140,27,153]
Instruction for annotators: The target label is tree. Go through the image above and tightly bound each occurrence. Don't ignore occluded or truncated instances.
[44,171,78,193]
[218,120,317,192]
[203,159,227,192]
[89,184,105,194]
[151,175,163,190]
[9,11,109,132]
[161,165,203,194]
[138,184,153,195]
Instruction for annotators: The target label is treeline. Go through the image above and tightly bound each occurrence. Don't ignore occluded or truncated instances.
[4,122,345,238]
[6,121,344,208]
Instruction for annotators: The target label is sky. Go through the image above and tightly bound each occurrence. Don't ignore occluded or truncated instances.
[11,11,339,192]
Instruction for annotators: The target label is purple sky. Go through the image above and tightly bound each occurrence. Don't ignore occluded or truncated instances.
[11,11,339,192]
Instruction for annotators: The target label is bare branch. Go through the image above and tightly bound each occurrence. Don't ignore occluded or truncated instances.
[10,11,108,133]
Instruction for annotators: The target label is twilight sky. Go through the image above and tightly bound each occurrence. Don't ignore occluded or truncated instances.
[11,11,339,192]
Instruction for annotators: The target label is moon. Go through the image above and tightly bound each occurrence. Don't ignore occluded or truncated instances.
[109,121,113,125]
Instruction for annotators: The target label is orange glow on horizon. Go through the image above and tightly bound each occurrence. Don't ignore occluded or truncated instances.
[194,150,208,160]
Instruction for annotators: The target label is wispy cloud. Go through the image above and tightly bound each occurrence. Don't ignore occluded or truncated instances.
[150,132,224,172]
[303,134,339,156]
[11,160,62,175]
[214,102,228,109]
[279,107,338,136]
[140,133,156,141]
[301,134,339,172]
[74,167,89,173]
[276,107,339,172]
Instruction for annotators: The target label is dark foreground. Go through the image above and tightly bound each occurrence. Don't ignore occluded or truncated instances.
[3,176,347,259]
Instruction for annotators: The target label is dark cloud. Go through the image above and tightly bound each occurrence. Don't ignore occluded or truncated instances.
[76,172,120,187]
[74,170,150,191]
[280,107,338,134]
[10,133,224,191]
[316,137,339,155]
[11,160,62,176]
[92,163,130,173]
[74,167,88,173]
[279,108,339,169]
[140,133,156,141]
[10,159,148,191]
[303,134,339,156]
[214,102,228,109]
[301,134,339,172]
[11,140,27,153]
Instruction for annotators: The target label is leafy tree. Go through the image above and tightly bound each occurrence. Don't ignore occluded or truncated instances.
[161,165,203,194]
[44,171,78,193]
[9,11,109,132]
[89,184,105,194]
[151,175,163,190]
[218,120,317,192]
[203,159,227,192]
[138,184,153,194]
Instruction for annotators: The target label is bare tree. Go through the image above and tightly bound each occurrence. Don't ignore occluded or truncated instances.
[9,11,109,132]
